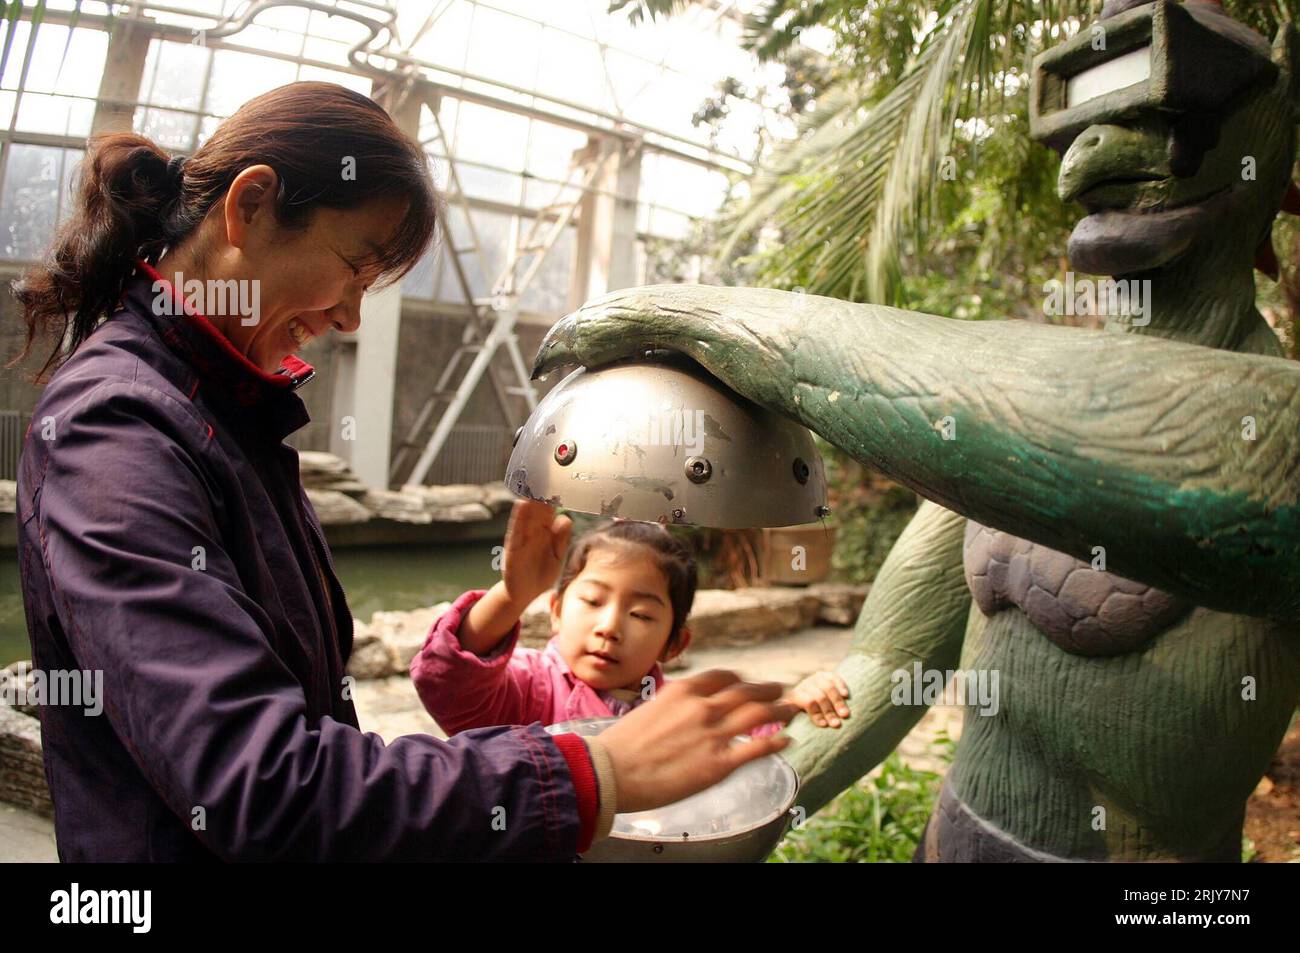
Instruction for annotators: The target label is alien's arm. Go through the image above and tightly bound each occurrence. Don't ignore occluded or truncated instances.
[531,285,1300,619]
[782,500,970,816]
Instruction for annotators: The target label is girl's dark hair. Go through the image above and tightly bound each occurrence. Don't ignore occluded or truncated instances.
[556,519,698,655]
[9,81,441,382]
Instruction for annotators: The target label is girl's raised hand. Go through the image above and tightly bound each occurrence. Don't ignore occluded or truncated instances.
[500,499,573,609]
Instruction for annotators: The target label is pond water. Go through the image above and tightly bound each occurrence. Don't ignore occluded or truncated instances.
[0,543,498,668]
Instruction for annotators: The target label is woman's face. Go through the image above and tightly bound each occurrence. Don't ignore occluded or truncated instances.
[178,165,407,373]
[549,545,686,693]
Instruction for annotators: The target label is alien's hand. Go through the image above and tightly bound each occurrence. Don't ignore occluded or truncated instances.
[529,284,848,427]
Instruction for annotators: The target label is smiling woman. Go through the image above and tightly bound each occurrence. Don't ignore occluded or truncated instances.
[5,80,796,862]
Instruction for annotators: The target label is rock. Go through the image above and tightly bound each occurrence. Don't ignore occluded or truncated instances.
[368,603,449,672]
[362,489,435,524]
[807,582,871,626]
[400,484,486,508]
[685,587,822,647]
[0,704,51,817]
[520,592,555,648]
[482,484,518,515]
[346,632,397,680]
[298,451,358,491]
[306,488,372,526]
[427,503,493,523]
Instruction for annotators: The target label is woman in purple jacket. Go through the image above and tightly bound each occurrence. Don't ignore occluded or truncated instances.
[8,81,796,862]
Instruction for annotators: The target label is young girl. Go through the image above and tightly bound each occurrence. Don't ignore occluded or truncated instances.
[410,499,852,736]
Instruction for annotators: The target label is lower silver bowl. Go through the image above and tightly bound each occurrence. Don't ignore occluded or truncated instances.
[547,717,800,863]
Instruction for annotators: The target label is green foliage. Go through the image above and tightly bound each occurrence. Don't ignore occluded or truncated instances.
[817,435,919,583]
[769,732,955,862]
[637,0,1300,314]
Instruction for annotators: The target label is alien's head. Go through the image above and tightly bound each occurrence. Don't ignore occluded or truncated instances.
[1030,0,1300,278]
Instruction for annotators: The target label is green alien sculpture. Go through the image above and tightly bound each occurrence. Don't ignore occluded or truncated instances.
[529,0,1300,862]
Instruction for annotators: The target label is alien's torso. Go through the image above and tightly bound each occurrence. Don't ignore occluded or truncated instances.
[962,520,1192,655]
[951,520,1300,860]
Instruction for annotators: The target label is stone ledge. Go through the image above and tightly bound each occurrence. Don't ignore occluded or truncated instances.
[0,704,52,818]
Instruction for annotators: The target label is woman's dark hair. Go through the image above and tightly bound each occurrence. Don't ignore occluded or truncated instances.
[556,519,698,656]
[9,81,441,382]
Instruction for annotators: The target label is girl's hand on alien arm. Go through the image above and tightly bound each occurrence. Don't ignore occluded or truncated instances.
[783,671,851,728]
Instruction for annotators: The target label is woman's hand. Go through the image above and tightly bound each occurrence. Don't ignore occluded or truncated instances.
[595,670,801,814]
[500,499,572,610]
[783,671,851,728]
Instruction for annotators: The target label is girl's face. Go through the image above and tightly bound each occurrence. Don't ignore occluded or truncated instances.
[549,544,689,693]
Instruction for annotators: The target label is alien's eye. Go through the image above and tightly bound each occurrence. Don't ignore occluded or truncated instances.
[1066,46,1151,109]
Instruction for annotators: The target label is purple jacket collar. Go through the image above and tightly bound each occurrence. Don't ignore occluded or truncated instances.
[125,259,315,441]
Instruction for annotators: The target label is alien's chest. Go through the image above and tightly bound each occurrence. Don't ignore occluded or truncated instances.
[962,521,1192,657]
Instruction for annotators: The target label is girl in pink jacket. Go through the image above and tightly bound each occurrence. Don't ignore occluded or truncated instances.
[410,499,851,736]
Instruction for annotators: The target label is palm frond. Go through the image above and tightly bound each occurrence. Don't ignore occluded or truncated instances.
[727,0,1300,303]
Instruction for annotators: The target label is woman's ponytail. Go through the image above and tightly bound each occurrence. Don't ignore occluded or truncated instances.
[8,133,185,382]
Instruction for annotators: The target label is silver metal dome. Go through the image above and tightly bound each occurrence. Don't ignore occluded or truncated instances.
[505,350,829,528]
[545,717,800,863]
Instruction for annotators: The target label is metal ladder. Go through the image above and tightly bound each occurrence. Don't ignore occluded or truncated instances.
[390,104,603,487]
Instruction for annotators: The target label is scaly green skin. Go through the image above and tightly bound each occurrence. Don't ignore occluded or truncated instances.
[531,14,1300,860]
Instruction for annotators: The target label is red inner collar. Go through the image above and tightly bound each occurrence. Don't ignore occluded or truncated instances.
[135,259,315,389]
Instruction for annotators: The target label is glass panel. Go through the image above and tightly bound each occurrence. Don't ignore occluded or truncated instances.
[522,180,582,212]
[402,239,439,301]
[519,224,574,315]
[295,65,372,94]
[646,155,728,218]
[623,71,707,140]
[197,114,222,148]
[309,7,376,45]
[408,1,474,70]
[13,92,95,137]
[234,22,307,58]
[0,145,82,260]
[646,207,692,241]
[0,23,107,98]
[602,49,663,118]
[524,119,588,183]
[203,50,297,117]
[456,163,524,206]
[437,205,512,302]
[135,106,199,152]
[139,40,211,111]
[534,29,610,111]
[465,7,541,93]
[453,101,528,171]
[301,36,358,67]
